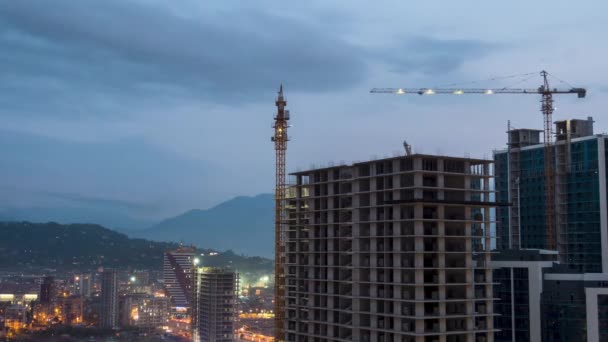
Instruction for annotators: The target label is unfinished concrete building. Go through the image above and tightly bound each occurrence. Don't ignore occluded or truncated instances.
[284,153,496,342]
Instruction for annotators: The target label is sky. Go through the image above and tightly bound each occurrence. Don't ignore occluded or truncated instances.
[1,0,607,222]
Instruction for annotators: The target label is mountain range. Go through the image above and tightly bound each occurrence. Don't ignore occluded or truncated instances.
[0,193,275,258]
[0,221,273,272]
[133,194,274,257]
[0,205,154,231]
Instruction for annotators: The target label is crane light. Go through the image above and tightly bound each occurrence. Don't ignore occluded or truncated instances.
[396,88,405,95]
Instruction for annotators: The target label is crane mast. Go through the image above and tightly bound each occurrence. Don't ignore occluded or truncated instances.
[271,85,289,342]
[540,71,556,249]
[371,71,586,252]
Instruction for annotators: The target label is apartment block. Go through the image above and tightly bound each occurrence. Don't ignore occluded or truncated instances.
[121,293,170,329]
[100,269,119,329]
[163,247,196,312]
[284,153,496,342]
[192,267,238,342]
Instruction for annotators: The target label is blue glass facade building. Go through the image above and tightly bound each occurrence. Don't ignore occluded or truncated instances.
[494,126,607,273]
[493,118,608,341]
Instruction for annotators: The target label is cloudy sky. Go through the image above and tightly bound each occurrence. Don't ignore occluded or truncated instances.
[1,0,606,221]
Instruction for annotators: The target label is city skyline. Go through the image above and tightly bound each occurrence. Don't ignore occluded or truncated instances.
[1,1,607,222]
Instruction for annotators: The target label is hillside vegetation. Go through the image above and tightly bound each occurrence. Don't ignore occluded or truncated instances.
[0,221,272,273]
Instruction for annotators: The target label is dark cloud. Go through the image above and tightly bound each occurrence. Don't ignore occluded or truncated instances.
[0,1,501,118]
[42,191,160,213]
[0,129,224,212]
[0,0,367,113]
[0,185,159,229]
[378,37,498,75]
[0,185,159,216]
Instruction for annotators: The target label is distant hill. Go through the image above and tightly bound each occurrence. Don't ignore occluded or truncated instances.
[135,194,274,257]
[0,206,155,231]
[0,221,273,273]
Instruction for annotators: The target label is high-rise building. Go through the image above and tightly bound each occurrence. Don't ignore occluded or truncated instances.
[72,273,92,298]
[163,247,196,312]
[492,117,608,341]
[100,269,119,329]
[495,117,606,272]
[39,276,55,304]
[284,153,496,342]
[192,267,238,342]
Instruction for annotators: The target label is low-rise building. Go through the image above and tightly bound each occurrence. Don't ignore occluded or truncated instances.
[122,293,170,329]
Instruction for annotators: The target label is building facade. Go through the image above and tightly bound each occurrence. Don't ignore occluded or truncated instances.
[57,294,84,325]
[192,267,238,342]
[122,293,170,329]
[493,117,608,341]
[100,269,119,329]
[74,273,92,298]
[494,117,607,273]
[491,249,556,342]
[4,304,28,332]
[163,247,196,311]
[284,153,496,342]
[39,276,55,304]
[540,273,608,341]
[0,283,39,305]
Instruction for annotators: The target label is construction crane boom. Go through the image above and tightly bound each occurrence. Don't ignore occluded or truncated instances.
[371,71,586,251]
[370,87,585,97]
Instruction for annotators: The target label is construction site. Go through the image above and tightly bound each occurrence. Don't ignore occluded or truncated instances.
[283,154,495,342]
[271,72,608,342]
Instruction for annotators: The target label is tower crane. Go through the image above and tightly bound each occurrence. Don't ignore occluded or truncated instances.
[271,84,289,342]
[370,71,586,250]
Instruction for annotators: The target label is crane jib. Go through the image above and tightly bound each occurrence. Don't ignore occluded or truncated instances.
[369,87,586,98]
[370,70,586,258]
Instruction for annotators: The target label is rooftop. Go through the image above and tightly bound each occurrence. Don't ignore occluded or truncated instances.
[291,153,492,176]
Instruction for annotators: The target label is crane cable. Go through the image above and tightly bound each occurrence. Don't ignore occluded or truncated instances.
[498,73,538,90]
[432,72,537,88]
[546,71,576,89]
